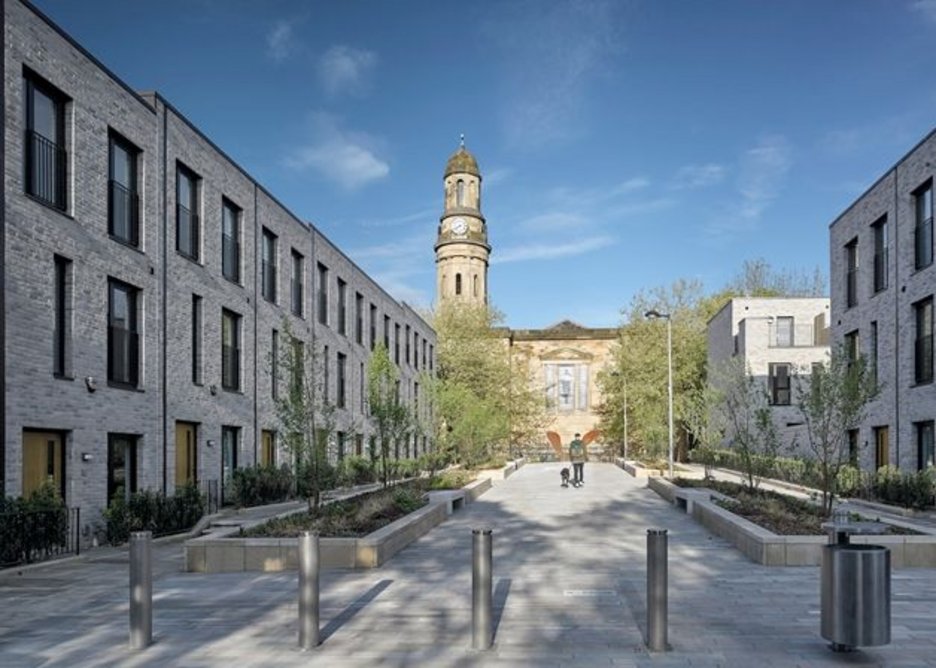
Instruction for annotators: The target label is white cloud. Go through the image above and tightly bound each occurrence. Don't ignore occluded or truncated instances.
[267,20,297,62]
[348,232,435,308]
[674,163,726,189]
[912,0,936,24]
[318,45,377,97]
[492,236,614,264]
[357,207,436,229]
[517,212,588,232]
[285,113,389,190]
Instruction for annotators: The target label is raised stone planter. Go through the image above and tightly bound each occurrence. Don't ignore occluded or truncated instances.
[185,479,492,573]
[649,478,936,567]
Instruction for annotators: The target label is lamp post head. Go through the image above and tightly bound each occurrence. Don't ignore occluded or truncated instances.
[644,309,670,320]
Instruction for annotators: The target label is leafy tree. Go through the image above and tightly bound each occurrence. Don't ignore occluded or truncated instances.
[273,321,335,510]
[726,258,826,298]
[367,343,411,487]
[681,381,726,477]
[795,347,878,515]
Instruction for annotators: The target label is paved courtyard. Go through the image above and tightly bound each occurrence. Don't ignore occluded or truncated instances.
[3,462,936,667]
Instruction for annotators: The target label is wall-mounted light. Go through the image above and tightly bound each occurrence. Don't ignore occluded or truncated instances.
[85,376,97,392]
[209,385,218,396]
[206,439,215,448]
[81,452,93,462]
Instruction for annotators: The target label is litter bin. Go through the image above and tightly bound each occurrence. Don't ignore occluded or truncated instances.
[819,514,891,651]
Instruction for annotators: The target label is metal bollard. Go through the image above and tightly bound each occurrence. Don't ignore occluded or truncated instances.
[298,531,320,650]
[472,527,493,650]
[129,530,153,650]
[646,529,668,652]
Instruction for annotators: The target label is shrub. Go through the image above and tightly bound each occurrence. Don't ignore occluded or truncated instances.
[104,484,205,545]
[336,456,376,487]
[396,458,423,480]
[0,483,68,565]
[230,465,294,508]
[296,460,337,499]
[428,469,474,490]
[873,466,934,510]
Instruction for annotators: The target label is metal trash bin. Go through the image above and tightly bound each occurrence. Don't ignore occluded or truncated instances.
[820,544,891,649]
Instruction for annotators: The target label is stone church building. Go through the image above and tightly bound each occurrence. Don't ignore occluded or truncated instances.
[434,141,616,457]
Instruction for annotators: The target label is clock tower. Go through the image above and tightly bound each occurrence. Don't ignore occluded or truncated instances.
[435,137,490,307]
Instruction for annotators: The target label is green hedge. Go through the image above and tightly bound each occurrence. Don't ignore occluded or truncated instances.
[231,465,294,508]
[336,456,377,487]
[0,483,68,566]
[104,484,205,545]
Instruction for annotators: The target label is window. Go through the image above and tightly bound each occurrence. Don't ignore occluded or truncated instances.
[414,332,419,370]
[915,180,933,270]
[874,426,889,470]
[845,238,858,308]
[775,317,793,347]
[455,273,462,296]
[844,330,860,366]
[261,430,276,467]
[768,363,791,406]
[355,434,364,457]
[355,292,364,345]
[337,431,346,461]
[337,278,347,336]
[271,329,279,399]
[915,297,933,385]
[394,323,400,363]
[261,228,277,303]
[544,363,588,411]
[108,132,140,246]
[369,303,377,350]
[24,72,67,210]
[422,339,427,369]
[176,164,199,260]
[870,320,878,386]
[291,338,304,396]
[847,429,859,467]
[221,426,239,505]
[405,325,411,364]
[337,352,347,408]
[291,249,303,316]
[222,198,240,283]
[222,308,241,391]
[107,434,137,504]
[108,278,140,387]
[456,179,465,206]
[917,421,935,470]
[383,315,390,350]
[53,255,72,377]
[360,361,365,414]
[872,215,887,293]
[317,262,329,325]
[429,344,434,371]
[192,294,202,384]
[323,344,330,402]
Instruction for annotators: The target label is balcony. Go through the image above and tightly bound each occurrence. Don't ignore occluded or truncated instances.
[109,179,139,246]
[26,130,67,210]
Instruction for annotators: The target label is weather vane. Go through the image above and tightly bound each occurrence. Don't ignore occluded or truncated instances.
[460,133,465,148]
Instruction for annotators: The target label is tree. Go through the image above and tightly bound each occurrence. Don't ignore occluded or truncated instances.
[795,347,879,515]
[711,358,780,491]
[681,381,726,478]
[273,322,335,510]
[367,343,411,487]
[726,258,826,298]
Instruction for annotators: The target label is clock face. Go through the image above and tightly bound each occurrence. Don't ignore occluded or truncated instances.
[451,217,468,236]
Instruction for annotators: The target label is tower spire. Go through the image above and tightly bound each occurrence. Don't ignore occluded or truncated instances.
[459,133,465,148]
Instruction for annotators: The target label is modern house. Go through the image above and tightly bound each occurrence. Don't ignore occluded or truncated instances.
[829,128,936,472]
[1,0,435,540]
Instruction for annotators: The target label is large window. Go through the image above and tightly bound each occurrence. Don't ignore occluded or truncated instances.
[107,434,137,504]
[221,308,241,391]
[768,363,791,405]
[337,352,347,408]
[774,316,793,347]
[405,325,411,364]
[383,315,390,350]
[176,164,199,260]
[222,198,240,283]
[915,180,933,270]
[845,238,858,308]
[108,132,140,246]
[870,320,878,386]
[108,278,140,387]
[271,329,279,400]
[917,421,935,470]
[337,278,347,336]
[844,330,860,367]
[24,72,67,210]
[317,262,329,325]
[53,255,72,378]
[872,215,888,293]
[355,292,364,345]
[544,363,588,412]
[916,297,933,385]
[261,228,277,303]
[369,303,377,350]
[192,294,202,385]
[291,249,304,317]
[394,323,400,363]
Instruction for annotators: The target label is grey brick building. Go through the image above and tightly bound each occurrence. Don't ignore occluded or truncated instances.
[829,128,936,472]
[1,0,435,537]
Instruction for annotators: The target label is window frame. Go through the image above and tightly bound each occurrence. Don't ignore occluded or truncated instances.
[915,296,934,385]
[915,180,933,271]
[221,197,241,284]
[107,278,140,388]
[221,308,241,392]
[24,71,68,211]
[175,163,200,261]
[108,131,140,247]
[871,215,888,293]
[290,249,304,317]
[261,227,277,303]
[845,238,858,308]
[107,433,138,505]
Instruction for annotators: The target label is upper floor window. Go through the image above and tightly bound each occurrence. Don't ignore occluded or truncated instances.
[915,180,933,271]
[845,238,858,308]
[915,297,933,385]
[261,228,277,303]
[108,132,140,246]
[53,255,73,378]
[291,249,304,317]
[457,179,465,206]
[355,292,364,345]
[383,315,390,349]
[108,278,140,388]
[370,303,377,350]
[455,273,463,296]
[872,215,888,293]
[394,323,401,364]
[870,320,878,386]
[768,363,791,405]
[317,262,329,325]
[24,72,68,210]
[844,329,860,367]
[176,163,200,260]
[405,324,411,364]
[337,278,347,336]
[222,308,241,391]
[337,352,347,409]
[774,316,793,347]
[222,199,241,283]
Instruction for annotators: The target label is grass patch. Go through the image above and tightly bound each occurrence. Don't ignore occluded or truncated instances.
[242,481,428,538]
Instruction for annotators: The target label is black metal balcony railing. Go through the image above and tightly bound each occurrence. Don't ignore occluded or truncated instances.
[291,279,303,316]
[26,130,67,210]
[176,203,199,259]
[873,249,888,292]
[222,233,240,282]
[108,179,140,246]
[916,218,933,269]
[108,326,139,386]
[916,334,934,384]
[262,260,276,302]
[222,344,240,390]
[0,506,80,568]
[846,268,858,308]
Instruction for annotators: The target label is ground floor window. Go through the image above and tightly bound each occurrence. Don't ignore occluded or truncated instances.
[107,434,138,504]
[917,421,935,470]
[221,426,239,505]
[22,431,65,498]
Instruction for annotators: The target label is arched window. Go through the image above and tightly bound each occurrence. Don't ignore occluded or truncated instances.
[455,273,462,296]
[456,179,465,207]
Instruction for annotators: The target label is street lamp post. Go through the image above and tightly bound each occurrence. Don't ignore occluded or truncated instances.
[611,371,629,461]
[645,310,674,479]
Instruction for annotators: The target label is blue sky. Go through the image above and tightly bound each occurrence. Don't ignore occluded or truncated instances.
[33,0,936,328]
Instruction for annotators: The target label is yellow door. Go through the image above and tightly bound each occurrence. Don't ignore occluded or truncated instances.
[261,430,275,467]
[175,422,197,487]
[22,431,63,497]
[875,427,889,470]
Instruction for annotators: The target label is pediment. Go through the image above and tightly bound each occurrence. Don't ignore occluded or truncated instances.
[539,346,594,362]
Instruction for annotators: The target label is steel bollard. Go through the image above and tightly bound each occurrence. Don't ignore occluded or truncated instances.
[472,527,493,650]
[298,531,320,650]
[646,529,668,652]
[129,530,153,650]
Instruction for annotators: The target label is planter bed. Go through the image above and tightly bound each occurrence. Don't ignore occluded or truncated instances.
[648,476,936,567]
